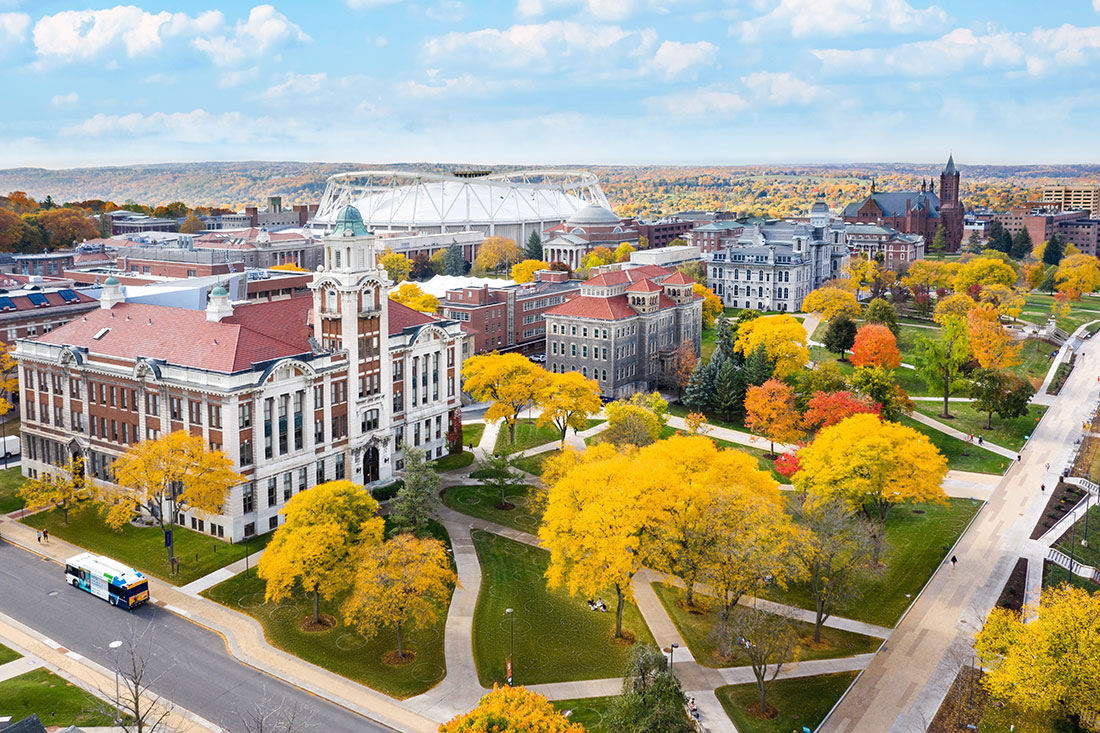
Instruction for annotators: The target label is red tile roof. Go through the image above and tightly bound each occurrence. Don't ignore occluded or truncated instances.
[661,271,694,285]
[2,289,97,312]
[584,264,671,288]
[625,278,661,293]
[388,299,440,335]
[545,295,638,321]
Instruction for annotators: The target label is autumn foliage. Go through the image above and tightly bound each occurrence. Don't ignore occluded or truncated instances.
[849,324,902,369]
[802,391,880,432]
[744,379,803,455]
[440,685,584,732]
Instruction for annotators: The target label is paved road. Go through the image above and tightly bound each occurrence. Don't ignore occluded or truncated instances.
[0,539,392,733]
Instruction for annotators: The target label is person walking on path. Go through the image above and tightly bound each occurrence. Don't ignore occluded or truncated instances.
[950,555,958,570]
[36,530,40,543]
[1041,484,1046,493]
[42,529,48,542]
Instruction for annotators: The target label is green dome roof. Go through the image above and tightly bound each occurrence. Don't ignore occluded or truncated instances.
[211,285,228,297]
[104,276,119,286]
[330,205,369,238]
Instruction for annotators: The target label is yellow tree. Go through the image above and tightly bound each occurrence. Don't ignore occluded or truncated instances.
[510,259,549,283]
[734,314,809,377]
[19,456,92,525]
[793,413,947,563]
[979,283,1025,320]
[613,242,635,262]
[440,685,585,733]
[693,283,722,328]
[846,259,883,299]
[269,262,307,272]
[380,250,412,283]
[540,443,655,638]
[341,533,456,661]
[967,303,1020,370]
[976,585,1100,726]
[952,256,1018,292]
[1023,261,1046,290]
[390,282,440,313]
[903,260,956,293]
[108,431,241,568]
[258,480,384,624]
[802,286,861,321]
[463,353,549,445]
[0,342,18,418]
[474,236,523,274]
[601,392,667,447]
[536,371,602,446]
[933,293,977,325]
[1055,253,1100,299]
[744,379,804,456]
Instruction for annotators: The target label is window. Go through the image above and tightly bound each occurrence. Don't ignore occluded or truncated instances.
[393,390,403,413]
[363,409,379,432]
[315,420,324,444]
[244,522,255,537]
[316,459,325,485]
[393,360,403,379]
[293,391,303,450]
[119,388,128,410]
[170,397,182,421]
[109,385,116,407]
[283,472,293,502]
[189,400,202,425]
[69,380,80,399]
[145,392,158,415]
[268,478,277,507]
[208,404,222,428]
[435,415,442,440]
[298,467,308,492]
[240,439,253,466]
[335,457,345,480]
[242,483,254,513]
[331,380,346,404]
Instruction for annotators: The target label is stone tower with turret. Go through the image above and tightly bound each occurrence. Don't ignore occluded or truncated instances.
[938,154,964,251]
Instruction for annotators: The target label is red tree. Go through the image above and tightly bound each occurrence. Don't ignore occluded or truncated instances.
[802,390,881,432]
[850,324,902,369]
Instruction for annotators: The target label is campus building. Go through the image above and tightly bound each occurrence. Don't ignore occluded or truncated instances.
[544,265,701,398]
[14,206,464,542]
[542,205,639,270]
[844,224,925,269]
[1041,184,1100,215]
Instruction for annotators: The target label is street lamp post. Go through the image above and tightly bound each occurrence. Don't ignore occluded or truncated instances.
[670,642,679,670]
[505,608,514,686]
[108,640,123,723]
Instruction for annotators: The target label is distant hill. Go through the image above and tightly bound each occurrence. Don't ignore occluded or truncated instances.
[1,161,1098,217]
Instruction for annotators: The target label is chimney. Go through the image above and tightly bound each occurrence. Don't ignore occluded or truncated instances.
[99,276,124,309]
[206,284,234,322]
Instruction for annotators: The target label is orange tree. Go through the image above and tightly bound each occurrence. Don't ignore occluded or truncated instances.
[744,378,803,456]
[849,324,901,369]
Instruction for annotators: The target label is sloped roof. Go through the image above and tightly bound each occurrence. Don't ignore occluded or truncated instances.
[626,278,661,293]
[388,299,440,334]
[661,271,695,285]
[584,265,671,288]
[843,191,941,218]
[545,295,637,320]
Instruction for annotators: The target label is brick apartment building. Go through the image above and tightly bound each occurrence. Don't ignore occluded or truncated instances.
[686,221,746,254]
[624,217,696,249]
[1041,185,1100,215]
[15,206,465,542]
[989,207,1100,255]
[844,224,925,269]
[0,286,98,346]
[441,270,580,354]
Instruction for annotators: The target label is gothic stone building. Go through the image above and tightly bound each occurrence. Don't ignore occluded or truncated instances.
[15,206,464,542]
[544,265,701,399]
[843,155,965,252]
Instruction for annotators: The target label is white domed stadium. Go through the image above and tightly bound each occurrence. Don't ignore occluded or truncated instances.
[312,169,612,244]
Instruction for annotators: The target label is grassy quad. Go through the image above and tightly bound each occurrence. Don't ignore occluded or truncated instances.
[0,668,117,728]
[511,449,563,478]
[761,498,982,627]
[1053,506,1100,571]
[471,530,656,687]
[201,520,453,699]
[441,483,543,534]
[716,672,858,733]
[461,422,485,448]
[494,418,602,455]
[0,466,24,514]
[898,416,1010,475]
[652,583,881,668]
[22,507,273,586]
[911,402,1046,451]
[0,640,21,665]
[430,451,475,472]
[1022,293,1100,333]
[552,697,616,731]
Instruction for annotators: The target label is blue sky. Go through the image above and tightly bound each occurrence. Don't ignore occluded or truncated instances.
[2,0,1100,167]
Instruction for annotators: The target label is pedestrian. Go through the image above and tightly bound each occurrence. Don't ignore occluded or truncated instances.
[1046,462,1051,471]
[1041,483,1046,493]
[1017,454,1021,461]
[950,555,957,569]
[43,529,48,542]
[978,435,984,446]
[36,530,41,543]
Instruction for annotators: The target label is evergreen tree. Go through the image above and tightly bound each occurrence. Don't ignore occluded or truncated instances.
[1010,228,1033,260]
[713,358,745,421]
[987,220,1006,249]
[443,241,466,276]
[965,230,983,253]
[741,343,773,388]
[713,318,739,363]
[1042,234,1065,266]
[525,230,543,261]
[390,445,439,536]
[683,356,718,411]
[931,224,947,252]
[1038,265,1058,294]
[823,313,858,359]
[863,298,899,337]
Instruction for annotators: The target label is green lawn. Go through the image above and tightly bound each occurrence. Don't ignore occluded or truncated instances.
[1054,506,1100,570]
[461,422,485,448]
[471,530,656,687]
[441,483,543,534]
[431,451,474,472]
[511,449,562,478]
[896,323,941,357]
[762,498,982,627]
[494,419,600,455]
[0,668,117,728]
[1043,563,1100,593]
[552,697,616,732]
[0,641,20,665]
[716,672,858,733]
[201,520,452,699]
[667,401,749,433]
[23,508,273,586]
[911,402,1046,451]
[1023,293,1100,333]
[1017,338,1061,388]
[701,327,717,362]
[895,365,934,397]
[898,416,1011,475]
[0,466,24,514]
[653,583,881,668]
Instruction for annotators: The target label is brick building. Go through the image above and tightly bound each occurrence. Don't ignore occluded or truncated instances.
[441,270,580,354]
[0,286,98,346]
[1041,185,1100,215]
[686,221,746,254]
[544,265,701,398]
[543,205,639,270]
[15,206,464,542]
[192,228,322,270]
[990,208,1093,254]
[844,224,925,268]
[624,217,695,249]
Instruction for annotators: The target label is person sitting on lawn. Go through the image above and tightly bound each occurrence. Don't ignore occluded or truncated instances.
[596,599,608,612]
[587,599,597,611]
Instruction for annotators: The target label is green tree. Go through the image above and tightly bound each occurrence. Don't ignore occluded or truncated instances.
[713,357,745,421]
[931,224,947,252]
[863,298,899,337]
[850,365,911,420]
[741,343,774,387]
[682,356,718,411]
[713,317,739,362]
[525,230,542,260]
[823,313,857,359]
[478,453,524,509]
[1038,264,1058,293]
[986,221,1009,253]
[390,445,439,536]
[965,230,983,253]
[1042,234,1065,266]
[607,645,693,733]
[443,240,466,276]
[913,317,971,419]
[1010,228,1033,259]
[971,369,1034,429]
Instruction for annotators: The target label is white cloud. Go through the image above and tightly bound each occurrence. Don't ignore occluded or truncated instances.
[51,92,79,107]
[740,71,826,105]
[1095,0,1100,13]
[32,7,221,62]
[813,25,1100,78]
[645,40,717,80]
[516,0,670,21]
[0,11,29,44]
[426,1,467,22]
[260,71,328,99]
[645,87,746,116]
[395,73,522,97]
[193,5,310,66]
[218,67,260,88]
[737,0,948,42]
[426,21,656,69]
[62,108,287,144]
[346,0,403,7]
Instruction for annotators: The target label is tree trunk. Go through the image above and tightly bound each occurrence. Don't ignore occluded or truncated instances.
[559,423,568,447]
[508,418,517,444]
[615,584,625,639]
[312,585,320,624]
[396,622,404,659]
[756,671,768,713]
[942,372,951,419]
[685,581,694,608]
[814,596,826,644]
[61,501,68,525]
[986,411,994,430]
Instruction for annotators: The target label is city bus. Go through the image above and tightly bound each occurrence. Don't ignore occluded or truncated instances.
[64,552,150,610]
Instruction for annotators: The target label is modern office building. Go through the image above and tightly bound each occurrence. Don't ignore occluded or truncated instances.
[1041,184,1100,215]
